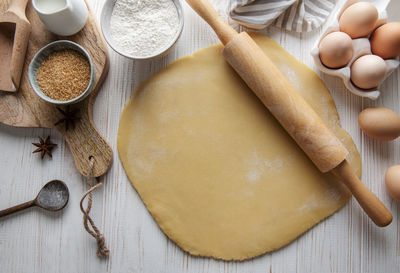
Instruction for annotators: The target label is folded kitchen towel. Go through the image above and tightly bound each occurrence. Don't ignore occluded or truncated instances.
[229,0,337,32]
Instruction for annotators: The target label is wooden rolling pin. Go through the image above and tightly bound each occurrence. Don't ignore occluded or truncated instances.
[186,0,392,227]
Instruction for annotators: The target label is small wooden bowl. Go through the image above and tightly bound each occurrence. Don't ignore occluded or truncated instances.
[28,40,96,105]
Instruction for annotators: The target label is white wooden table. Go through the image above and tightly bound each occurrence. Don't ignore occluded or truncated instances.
[1,0,399,272]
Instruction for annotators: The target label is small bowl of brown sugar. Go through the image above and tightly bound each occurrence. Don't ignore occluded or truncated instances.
[28,40,95,105]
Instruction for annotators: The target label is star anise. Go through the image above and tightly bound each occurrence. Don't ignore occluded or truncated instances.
[32,136,57,159]
[54,106,81,131]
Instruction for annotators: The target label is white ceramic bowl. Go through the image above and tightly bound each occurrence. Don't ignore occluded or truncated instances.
[28,40,96,105]
[100,0,184,60]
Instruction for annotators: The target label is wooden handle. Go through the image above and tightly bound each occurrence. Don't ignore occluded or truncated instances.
[0,199,34,218]
[8,0,29,19]
[4,0,31,92]
[332,160,392,227]
[185,0,237,45]
[58,117,113,178]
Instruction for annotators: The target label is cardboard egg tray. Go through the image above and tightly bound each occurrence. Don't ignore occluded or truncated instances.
[311,2,399,100]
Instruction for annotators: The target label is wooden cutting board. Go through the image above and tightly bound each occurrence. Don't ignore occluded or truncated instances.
[0,0,112,177]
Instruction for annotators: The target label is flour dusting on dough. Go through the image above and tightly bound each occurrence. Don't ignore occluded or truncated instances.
[298,194,320,212]
[133,145,168,177]
[245,151,285,183]
[159,109,180,122]
[133,158,153,176]
[286,69,301,88]
[324,187,343,202]
[298,187,344,213]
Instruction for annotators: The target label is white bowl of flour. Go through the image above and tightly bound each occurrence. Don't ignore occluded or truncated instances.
[100,0,183,60]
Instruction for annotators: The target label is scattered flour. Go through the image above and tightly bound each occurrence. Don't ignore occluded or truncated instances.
[110,0,179,57]
[245,151,285,183]
[297,194,319,212]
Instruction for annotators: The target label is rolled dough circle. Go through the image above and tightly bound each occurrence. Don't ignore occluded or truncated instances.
[118,33,361,260]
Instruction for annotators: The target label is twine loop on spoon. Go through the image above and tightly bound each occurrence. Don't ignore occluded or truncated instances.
[79,156,110,257]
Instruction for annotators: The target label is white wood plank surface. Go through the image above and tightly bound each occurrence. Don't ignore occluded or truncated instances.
[1,0,399,272]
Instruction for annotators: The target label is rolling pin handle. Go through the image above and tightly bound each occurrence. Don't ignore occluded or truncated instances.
[332,160,393,227]
[186,0,237,45]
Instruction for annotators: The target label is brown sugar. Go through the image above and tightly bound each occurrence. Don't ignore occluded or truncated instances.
[37,49,91,101]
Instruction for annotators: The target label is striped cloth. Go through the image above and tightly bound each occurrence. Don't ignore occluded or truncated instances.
[229,0,337,32]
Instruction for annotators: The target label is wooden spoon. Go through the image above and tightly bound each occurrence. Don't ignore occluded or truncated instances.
[0,180,69,218]
[0,0,30,92]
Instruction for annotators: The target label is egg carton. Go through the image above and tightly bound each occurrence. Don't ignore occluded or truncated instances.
[311,2,400,100]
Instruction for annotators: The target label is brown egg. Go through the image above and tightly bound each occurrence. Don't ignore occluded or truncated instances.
[339,2,378,38]
[358,107,400,141]
[374,17,387,30]
[319,32,353,68]
[371,22,400,59]
[385,165,400,201]
[350,55,387,89]
[338,0,359,19]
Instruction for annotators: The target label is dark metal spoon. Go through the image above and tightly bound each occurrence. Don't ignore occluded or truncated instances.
[0,180,69,218]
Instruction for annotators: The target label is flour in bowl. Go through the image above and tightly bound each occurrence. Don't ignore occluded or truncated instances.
[110,0,180,58]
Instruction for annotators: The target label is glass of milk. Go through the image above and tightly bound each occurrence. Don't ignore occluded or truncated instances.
[32,0,88,36]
